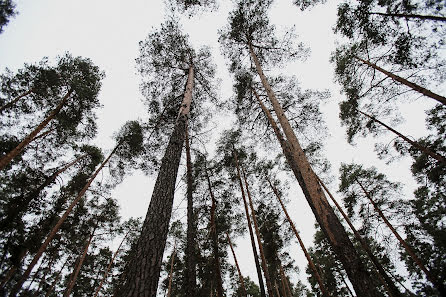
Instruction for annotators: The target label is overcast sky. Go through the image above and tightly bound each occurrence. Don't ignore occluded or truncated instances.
[0,0,436,294]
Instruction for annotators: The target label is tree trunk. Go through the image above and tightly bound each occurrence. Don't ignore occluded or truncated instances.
[64,231,95,297]
[0,250,27,289]
[359,110,446,166]
[9,144,118,297]
[184,122,197,296]
[354,55,446,106]
[226,232,247,297]
[279,263,292,297]
[93,231,130,297]
[318,176,402,297]
[369,11,446,22]
[167,244,176,297]
[249,43,381,297]
[44,257,69,297]
[205,165,224,297]
[231,149,266,297]
[267,177,329,297]
[0,89,73,170]
[356,178,446,297]
[0,88,34,113]
[116,65,193,297]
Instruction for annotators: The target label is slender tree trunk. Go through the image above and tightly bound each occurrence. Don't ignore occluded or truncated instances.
[204,165,224,297]
[64,231,95,297]
[274,281,281,297]
[167,244,176,297]
[359,110,446,166]
[184,122,197,296]
[9,145,118,297]
[117,65,193,297]
[267,177,329,297]
[26,254,47,291]
[238,162,274,297]
[369,11,446,22]
[0,89,73,170]
[29,127,57,144]
[0,249,27,289]
[279,263,292,297]
[93,231,130,297]
[0,89,34,113]
[44,257,70,297]
[249,43,381,297]
[226,232,247,297]
[232,150,267,297]
[356,178,446,297]
[354,55,446,105]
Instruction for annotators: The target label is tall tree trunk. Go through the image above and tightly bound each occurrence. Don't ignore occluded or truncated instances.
[238,161,274,297]
[369,11,446,22]
[267,177,329,297]
[64,231,95,297]
[279,263,292,297]
[184,122,197,296]
[93,231,130,297]
[354,55,446,106]
[117,65,193,297]
[167,244,176,297]
[0,89,34,113]
[10,144,119,297]
[44,257,70,297]
[249,43,381,297]
[359,110,446,166]
[1,154,87,229]
[204,165,224,297]
[232,149,266,297]
[226,232,247,297]
[317,177,402,297]
[356,179,446,297]
[0,89,73,170]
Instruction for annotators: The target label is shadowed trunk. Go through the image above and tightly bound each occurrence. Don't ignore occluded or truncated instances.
[369,11,446,22]
[226,232,247,297]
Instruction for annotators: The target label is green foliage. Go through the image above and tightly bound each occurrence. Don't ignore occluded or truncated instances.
[293,0,326,11]
[0,0,16,33]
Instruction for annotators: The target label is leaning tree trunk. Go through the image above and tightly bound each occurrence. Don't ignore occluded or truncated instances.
[44,256,69,297]
[0,89,73,170]
[116,65,193,297]
[368,11,446,22]
[354,55,446,106]
[356,178,446,297]
[184,122,197,296]
[0,88,34,113]
[359,110,446,166]
[9,144,119,297]
[232,150,266,297]
[267,177,329,297]
[205,165,224,297]
[279,262,292,297]
[247,45,379,296]
[317,177,402,297]
[64,231,95,297]
[226,232,247,297]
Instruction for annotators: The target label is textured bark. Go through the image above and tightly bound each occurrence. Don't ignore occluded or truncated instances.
[359,110,446,166]
[0,88,34,113]
[184,122,197,296]
[248,45,379,296]
[226,232,247,297]
[10,145,118,297]
[205,166,224,297]
[239,165,274,297]
[369,11,446,22]
[0,89,73,170]
[267,177,329,297]
[318,177,402,297]
[356,179,446,297]
[167,244,176,297]
[354,56,446,106]
[232,150,266,297]
[93,231,130,297]
[64,231,95,297]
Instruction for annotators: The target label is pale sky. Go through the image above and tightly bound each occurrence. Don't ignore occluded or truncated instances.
[0,0,435,295]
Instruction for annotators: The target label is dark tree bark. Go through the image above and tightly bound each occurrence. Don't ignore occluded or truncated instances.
[226,232,247,297]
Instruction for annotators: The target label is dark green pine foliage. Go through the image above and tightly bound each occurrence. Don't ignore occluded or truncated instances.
[171,0,217,15]
[233,276,261,297]
[293,0,326,11]
[0,0,16,33]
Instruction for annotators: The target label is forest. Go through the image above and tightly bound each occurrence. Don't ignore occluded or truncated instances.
[0,0,445,296]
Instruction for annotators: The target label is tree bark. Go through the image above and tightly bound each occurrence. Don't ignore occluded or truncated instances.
[318,176,402,297]
[10,144,118,297]
[356,178,446,297]
[359,110,446,166]
[64,231,95,297]
[0,88,34,114]
[0,89,73,170]
[354,55,446,106]
[267,177,329,297]
[247,45,379,296]
[369,11,446,22]
[116,65,193,297]
[226,232,247,297]
[232,149,266,297]
[184,122,197,296]
[279,263,292,297]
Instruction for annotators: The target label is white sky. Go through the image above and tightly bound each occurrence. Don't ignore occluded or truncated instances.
[0,0,436,295]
